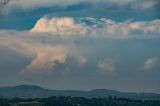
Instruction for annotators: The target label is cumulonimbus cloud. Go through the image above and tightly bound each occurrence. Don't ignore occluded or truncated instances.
[31,17,160,39]
[0,17,160,76]
[0,30,90,75]
[0,31,69,74]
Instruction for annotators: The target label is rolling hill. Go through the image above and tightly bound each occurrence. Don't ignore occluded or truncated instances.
[0,85,159,100]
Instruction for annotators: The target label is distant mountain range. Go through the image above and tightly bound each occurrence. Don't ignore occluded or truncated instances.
[0,85,159,100]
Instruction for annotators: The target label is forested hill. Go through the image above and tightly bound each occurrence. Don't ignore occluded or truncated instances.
[0,85,160,100]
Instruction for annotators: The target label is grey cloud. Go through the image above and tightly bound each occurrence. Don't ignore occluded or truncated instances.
[1,0,159,11]
[0,0,10,5]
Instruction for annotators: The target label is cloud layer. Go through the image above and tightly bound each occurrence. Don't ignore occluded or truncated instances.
[3,0,159,10]
[31,17,160,39]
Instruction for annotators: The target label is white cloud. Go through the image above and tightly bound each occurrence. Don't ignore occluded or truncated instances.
[141,57,160,71]
[99,59,115,73]
[21,46,67,74]
[77,56,87,65]
[31,17,160,39]
[31,17,87,37]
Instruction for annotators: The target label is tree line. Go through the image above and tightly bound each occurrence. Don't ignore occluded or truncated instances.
[0,96,160,106]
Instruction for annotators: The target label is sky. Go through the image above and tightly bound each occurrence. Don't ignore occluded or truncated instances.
[0,0,160,93]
